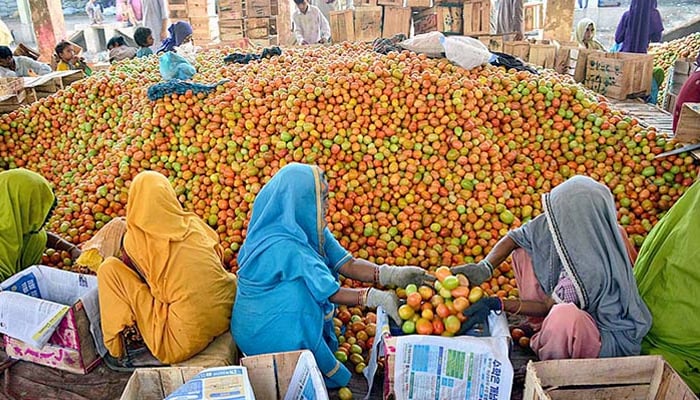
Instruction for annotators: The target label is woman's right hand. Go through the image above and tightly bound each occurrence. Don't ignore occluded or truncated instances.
[451,260,493,286]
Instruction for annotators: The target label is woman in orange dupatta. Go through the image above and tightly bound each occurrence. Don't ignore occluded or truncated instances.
[97,171,237,366]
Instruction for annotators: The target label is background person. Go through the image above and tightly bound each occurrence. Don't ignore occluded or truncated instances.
[0,169,80,282]
[292,0,331,45]
[54,41,92,76]
[495,0,524,40]
[134,27,154,57]
[614,0,663,53]
[107,36,137,63]
[231,163,433,388]
[575,18,606,51]
[454,176,651,360]
[141,0,169,52]
[0,45,51,77]
[157,21,193,53]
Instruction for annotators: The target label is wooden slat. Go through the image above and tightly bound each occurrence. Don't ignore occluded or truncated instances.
[531,356,662,388]
[548,385,649,400]
[241,350,303,400]
[158,369,188,397]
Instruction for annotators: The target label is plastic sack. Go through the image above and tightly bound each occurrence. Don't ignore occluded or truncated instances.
[442,36,492,70]
[399,31,445,58]
[159,51,196,81]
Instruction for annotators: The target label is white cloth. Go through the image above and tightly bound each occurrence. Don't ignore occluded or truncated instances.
[0,56,51,77]
[292,4,330,45]
[496,0,523,35]
[142,0,168,52]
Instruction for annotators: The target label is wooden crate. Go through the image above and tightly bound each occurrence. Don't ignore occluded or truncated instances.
[330,10,354,42]
[528,40,557,69]
[219,0,245,18]
[219,18,245,40]
[670,58,697,95]
[463,0,490,35]
[247,0,272,18]
[523,1,543,32]
[189,16,217,42]
[246,17,272,39]
[0,89,26,114]
[249,36,278,47]
[503,40,530,61]
[353,0,378,6]
[407,0,431,7]
[0,77,24,97]
[354,6,383,42]
[553,41,578,75]
[378,0,402,6]
[414,5,463,35]
[675,103,700,142]
[120,367,205,400]
[524,356,698,400]
[584,52,654,100]
[474,34,504,52]
[381,6,411,38]
[240,350,305,400]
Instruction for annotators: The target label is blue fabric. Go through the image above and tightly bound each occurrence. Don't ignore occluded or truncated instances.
[136,47,153,58]
[232,163,352,388]
[648,79,660,104]
[157,21,193,53]
[508,176,652,358]
[159,52,196,81]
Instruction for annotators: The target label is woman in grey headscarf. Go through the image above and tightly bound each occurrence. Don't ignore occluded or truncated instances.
[453,176,651,360]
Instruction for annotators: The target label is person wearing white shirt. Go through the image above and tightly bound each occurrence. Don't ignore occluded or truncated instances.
[0,46,52,78]
[292,0,331,46]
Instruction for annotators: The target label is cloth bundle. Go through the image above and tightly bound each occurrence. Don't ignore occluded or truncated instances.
[372,34,408,55]
[223,46,282,64]
[147,79,229,101]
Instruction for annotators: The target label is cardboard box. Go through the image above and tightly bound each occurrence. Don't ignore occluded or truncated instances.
[354,6,383,42]
[463,0,490,35]
[524,356,698,400]
[572,48,602,83]
[675,103,700,143]
[1,266,102,375]
[414,5,463,35]
[503,40,530,61]
[241,350,327,400]
[120,367,205,400]
[528,40,557,69]
[330,10,355,42]
[584,52,654,100]
[381,6,411,38]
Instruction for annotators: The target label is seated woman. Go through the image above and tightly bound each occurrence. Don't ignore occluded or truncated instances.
[454,176,651,360]
[575,18,606,51]
[634,181,700,393]
[0,169,80,281]
[157,21,193,53]
[96,171,237,367]
[672,52,700,131]
[231,163,433,388]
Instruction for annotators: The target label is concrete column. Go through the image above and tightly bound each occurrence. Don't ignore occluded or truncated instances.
[543,0,576,42]
[28,0,66,62]
[17,0,32,25]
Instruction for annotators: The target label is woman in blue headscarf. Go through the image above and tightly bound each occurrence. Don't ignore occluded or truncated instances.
[231,163,433,388]
[453,176,651,360]
[614,0,664,54]
[157,21,193,53]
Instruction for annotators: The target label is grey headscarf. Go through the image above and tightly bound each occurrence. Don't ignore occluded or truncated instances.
[508,175,652,357]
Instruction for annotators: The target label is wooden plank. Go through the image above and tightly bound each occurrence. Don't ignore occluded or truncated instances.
[463,0,490,35]
[406,0,430,7]
[548,385,649,400]
[330,10,355,42]
[241,351,303,400]
[247,0,272,17]
[530,356,662,388]
[381,6,411,38]
[158,369,188,397]
[121,370,165,400]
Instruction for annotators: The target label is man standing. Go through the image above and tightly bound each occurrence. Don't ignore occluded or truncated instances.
[0,46,51,77]
[141,0,169,52]
[496,0,524,40]
[293,0,331,45]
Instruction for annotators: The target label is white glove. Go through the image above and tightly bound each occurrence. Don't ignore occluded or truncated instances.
[378,265,435,288]
[365,288,401,325]
[450,260,494,286]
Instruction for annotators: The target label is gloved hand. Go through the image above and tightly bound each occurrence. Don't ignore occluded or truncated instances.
[378,265,436,288]
[451,260,494,286]
[365,288,401,325]
[458,297,503,335]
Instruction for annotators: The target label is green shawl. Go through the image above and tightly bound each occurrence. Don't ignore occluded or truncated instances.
[635,180,700,393]
[0,169,55,281]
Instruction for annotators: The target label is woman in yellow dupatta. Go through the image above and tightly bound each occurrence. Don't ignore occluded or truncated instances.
[0,168,80,281]
[97,171,237,365]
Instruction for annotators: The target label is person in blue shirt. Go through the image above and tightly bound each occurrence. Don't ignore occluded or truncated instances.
[134,27,154,58]
[231,163,433,388]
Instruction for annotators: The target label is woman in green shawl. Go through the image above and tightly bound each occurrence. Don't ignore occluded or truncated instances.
[635,180,700,393]
[0,169,80,281]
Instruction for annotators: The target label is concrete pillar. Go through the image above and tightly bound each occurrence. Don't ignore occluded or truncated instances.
[17,0,32,25]
[543,0,576,42]
[28,0,66,62]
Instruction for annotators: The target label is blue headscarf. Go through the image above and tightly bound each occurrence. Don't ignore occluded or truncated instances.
[157,21,193,53]
[614,0,664,54]
[508,176,652,358]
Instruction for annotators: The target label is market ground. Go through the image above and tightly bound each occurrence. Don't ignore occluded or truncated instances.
[3,0,700,50]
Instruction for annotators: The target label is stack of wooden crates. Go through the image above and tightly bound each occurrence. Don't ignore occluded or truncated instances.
[413,0,489,37]
[219,0,279,46]
[169,0,217,43]
[663,58,697,113]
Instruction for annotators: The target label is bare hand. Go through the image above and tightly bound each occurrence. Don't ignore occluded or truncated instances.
[514,32,525,41]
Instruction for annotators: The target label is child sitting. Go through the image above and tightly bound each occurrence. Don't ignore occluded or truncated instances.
[54,41,92,76]
[134,27,154,58]
[107,36,136,63]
